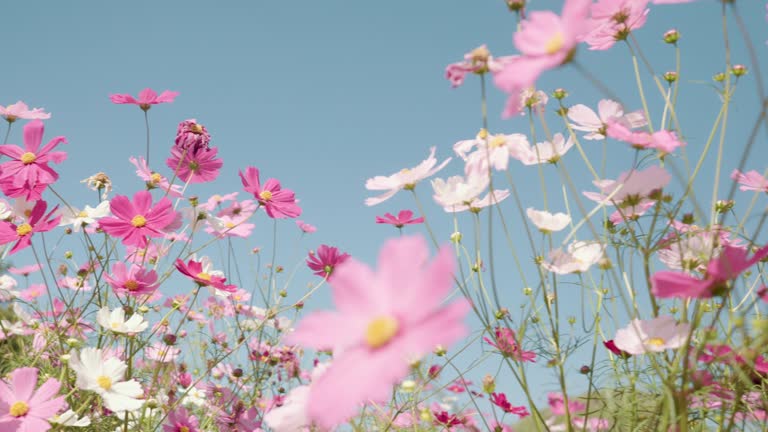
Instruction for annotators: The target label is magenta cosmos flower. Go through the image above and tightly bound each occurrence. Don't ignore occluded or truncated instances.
[99,191,178,247]
[163,407,200,432]
[0,200,60,255]
[174,119,211,152]
[174,258,237,293]
[0,367,66,432]
[104,262,160,297]
[0,120,67,200]
[239,166,302,219]
[109,88,179,111]
[287,235,471,428]
[494,0,592,116]
[306,245,350,280]
[652,244,768,299]
[0,101,51,123]
[166,146,222,184]
[375,210,425,228]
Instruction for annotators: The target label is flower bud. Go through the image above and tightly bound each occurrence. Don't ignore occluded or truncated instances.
[713,72,726,82]
[663,29,680,44]
[506,0,525,12]
[579,365,591,374]
[482,374,496,394]
[731,64,748,77]
[663,71,678,83]
[450,231,462,243]
[715,199,734,214]
[552,88,568,100]
[163,334,178,346]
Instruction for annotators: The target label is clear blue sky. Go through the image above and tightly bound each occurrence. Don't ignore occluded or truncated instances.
[4,0,768,412]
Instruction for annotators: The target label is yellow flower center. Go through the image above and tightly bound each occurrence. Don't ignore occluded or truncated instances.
[489,136,507,148]
[259,190,273,201]
[646,337,666,347]
[150,173,162,184]
[196,272,212,281]
[9,401,29,417]
[224,222,235,228]
[78,210,89,218]
[545,32,565,55]
[15,223,32,236]
[180,427,190,432]
[111,322,122,330]
[97,375,112,390]
[477,128,488,139]
[124,279,139,291]
[20,152,36,165]
[190,124,204,134]
[131,215,147,228]
[365,316,399,349]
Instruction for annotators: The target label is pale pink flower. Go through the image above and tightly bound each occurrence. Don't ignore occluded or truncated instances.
[365,147,451,206]
[0,102,51,123]
[607,122,685,154]
[129,156,183,198]
[454,132,530,173]
[109,88,178,111]
[731,169,768,193]
[608,198,656,225]
[205,215,254,239]
[431,173,489,209]
[583,166,671,206]
[613,315,690,355]
[446,189,511,213]
[527,208,571,233]
[286,235,470,428]
[0,367,65,432]
[516,133,574,165]
[567,99,646,140]
[445,45,513,88]
[585,0,650,51]
[296,220,317,233]
[542,241,605,274]
[494,0,592,116]
[548,393,586,416]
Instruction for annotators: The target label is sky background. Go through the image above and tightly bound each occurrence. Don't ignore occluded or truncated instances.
[4,0,768,421]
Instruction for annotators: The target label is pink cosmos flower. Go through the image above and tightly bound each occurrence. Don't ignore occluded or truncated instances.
[129,156,183,197]
[104,262,160,297]
[652,244,768,299]
[109,88,179,111]
[286,235,471,428]
[583,165,671,206]
[175,258,237,293]
[484,327,536,362]
[515,133,574,165]
[606,122,685,154]
[0,200,60,255]
[8,264,42,276]
[493,0,592,116]
[731,169,768,193]
[0,120,66,200]
[454,132,530,174]
[174,119,211,152]
[567,99,646,140]
[239,166,302,219]
[375,210,425,228]
[585,0,650,51]
[163,407,200,432]
[365,147,451,206]
[205,215,255,239]
[296,220,317,233]
[613,315,690,355]
[306,245,351,280]
[99,191,178,247]
[491,392,530,417]
[445,45,513,88]
[0,102,51,123]
[166,146,222,184]
[548,392,586,416]
[0,367,66,432]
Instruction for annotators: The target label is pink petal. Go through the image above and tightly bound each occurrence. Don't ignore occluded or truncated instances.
[22,120,45,153]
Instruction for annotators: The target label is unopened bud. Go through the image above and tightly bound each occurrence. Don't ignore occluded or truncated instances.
[552,88,568,100]
[731,64,748,77]
[713,72,726,82]
[715,199,734,214]
[482,374,496,394]
[663,71,678,83]
[663,29,680,44]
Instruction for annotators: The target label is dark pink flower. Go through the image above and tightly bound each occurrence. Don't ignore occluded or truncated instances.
[491,392,530,417]
[166,146,222,184]
[239,166,302,219]
[306,245,350,280]
[484,327,536,362]
[0,200,60,255]
[433,411,464,428]
[604,339,632,358]
[104,262,160,297]
[163,407,200,432]
[109,88,179,111]
[548,392,586,416]
[652,244,768,299]
[0,367,65,432]
[0,120,66,200]
[99,191,178,247]
[375,210,425,228]
[174,119,211,152]
[175,259,237,293]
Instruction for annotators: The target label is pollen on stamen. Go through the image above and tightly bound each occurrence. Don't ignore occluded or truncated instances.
[131,215,147,228]
[9,401,29,417]
[97,375,112,390]
[15,223,33,236]
[365,316,399,349]
[545,32,565,55]
[259,190,273,201]
[20,152,36,165]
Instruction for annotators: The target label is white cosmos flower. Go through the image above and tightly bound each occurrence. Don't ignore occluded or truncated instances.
[96,306,148,334]
[0,274,19,301]
[567,99,647,140]
[431,173,489,208]
[526,208,571,233]
[50,409,91,427]
[365,147,451,206]
[541,241,605,274]
[69,347,144,413]
[59,201,110,232]
[516,133,574,165]
[264,362,330,432]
